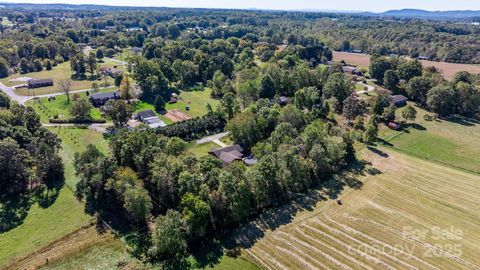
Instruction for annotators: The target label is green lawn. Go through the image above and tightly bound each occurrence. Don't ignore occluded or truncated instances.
[0,61,115,96]
[133,87,219,125]
[47,127,109,190]
[1,17,13,26]
[41,238,141,270]
[26,91,110,123]
[381,104,480,173]
[166,88,219,118]
[195,256,260,270]
[0,188,91,268]
[187,141,218,157]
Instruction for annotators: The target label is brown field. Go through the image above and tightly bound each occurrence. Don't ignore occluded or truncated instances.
[333,51,480,80]
[165,108,192,122]
[241,148,480,270]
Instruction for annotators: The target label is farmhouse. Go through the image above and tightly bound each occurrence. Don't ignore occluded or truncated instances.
[209,145,244,165]
[89,91,120,107]
[134,110,167,128]
[389,95,408,107]
[28,79,54,89]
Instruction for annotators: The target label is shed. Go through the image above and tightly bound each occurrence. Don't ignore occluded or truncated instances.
[28,79,54,89]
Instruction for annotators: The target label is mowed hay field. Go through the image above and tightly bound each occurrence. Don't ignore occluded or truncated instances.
[332,51,480,80]
[245,148,480,270]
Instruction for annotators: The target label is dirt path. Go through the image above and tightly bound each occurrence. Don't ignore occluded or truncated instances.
[4,225,112,270]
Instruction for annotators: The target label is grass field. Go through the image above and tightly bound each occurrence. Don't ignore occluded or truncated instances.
[0,61,115,96]
[167,88,219,118]
[25,90,112,123]
[0,188,91,268]
[1,17,13,26]
[187,141,218,157]
[381,105,480,174]
[333,51,480,80]
[244,148,480,269]
[47,127,109,190]
[40,237,141,270]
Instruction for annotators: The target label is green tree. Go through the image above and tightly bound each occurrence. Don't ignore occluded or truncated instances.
[180,192,210,239]
[33,59,43,72]
[218,92,240,119]
[86,51,97,78]
[426,85,456,116]
[383,69,399,90]
[149,210,187,260]
[154,95,165,112]
[294,87,319,110]
[45,59,52,71]
[19,58,29,74]
[342,93,367,121]
[406,76,431,106]
[363,115,379,143]
[259,75,276,99]
[123,186,152,223]
[401,104,417,123]
[0,91,10,108]
[96,49,104,60]
[0,138,32,197]
[323,72,353,110]
[104,100,132,127]
[397,60,422,81]
[70,99,92,120]
[369,56,391,84]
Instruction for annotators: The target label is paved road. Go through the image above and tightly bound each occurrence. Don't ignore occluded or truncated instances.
[196,132,229,145]
[356,81,375,95]
[0,81,116,105]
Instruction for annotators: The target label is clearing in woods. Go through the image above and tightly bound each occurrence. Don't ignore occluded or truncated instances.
[243,148,480,270]
[333,51,480,80]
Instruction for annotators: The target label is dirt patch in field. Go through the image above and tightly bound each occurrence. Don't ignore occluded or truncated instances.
[333,51,480,80]
[165,109,191,122]
[4,225,111,270]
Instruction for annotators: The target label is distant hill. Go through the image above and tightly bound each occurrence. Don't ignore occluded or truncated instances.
[377,9,480,19]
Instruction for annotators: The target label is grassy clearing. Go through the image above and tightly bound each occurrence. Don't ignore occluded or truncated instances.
[0,61,115,96]
[40,237,140,270]
[47,127,109,190]
[25,90,112,123]
[381,104,480,173]
[0,188,91,268]
[166,88,219,118]
[246,148,480,269]
[187,141,218,157]
[0,128,107,267]
[1,17,13,26]
[133,87,219,125]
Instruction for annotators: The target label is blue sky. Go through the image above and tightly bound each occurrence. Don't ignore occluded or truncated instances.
[5,0,480,12]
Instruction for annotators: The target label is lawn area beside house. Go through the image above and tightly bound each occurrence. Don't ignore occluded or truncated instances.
[25,90,112,123]
[187,141,218,157]
[0,61,115,96]
[166,87,219,118]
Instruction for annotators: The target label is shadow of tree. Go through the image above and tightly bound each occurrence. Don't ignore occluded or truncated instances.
[0,194,33,233]
[446,115,479,126]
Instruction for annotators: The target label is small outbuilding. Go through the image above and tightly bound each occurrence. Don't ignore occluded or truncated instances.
[134,110,166,128]
[28,79,54,89]
[389,95,408,107]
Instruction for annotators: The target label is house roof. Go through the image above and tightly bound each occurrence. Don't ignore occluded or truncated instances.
[136,110,156,120]
[390,95,408,103]
[90,91,119,100]
[29,79,53,85]
[209,145,244,164]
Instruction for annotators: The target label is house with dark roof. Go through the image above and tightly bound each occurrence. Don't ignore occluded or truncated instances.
[389,95,408,107]
[342,66,363,76]
[28,79,53,89]
[89,91,120,107]
[209,145,244,165]
[134,110,166,128]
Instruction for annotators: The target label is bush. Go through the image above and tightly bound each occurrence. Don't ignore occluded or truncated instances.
[157,113,225,140]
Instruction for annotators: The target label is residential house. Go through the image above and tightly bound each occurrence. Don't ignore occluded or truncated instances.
[89,91,120,107]
[134,110,166,128]
[389,95,408,107]
[209,145,244,165]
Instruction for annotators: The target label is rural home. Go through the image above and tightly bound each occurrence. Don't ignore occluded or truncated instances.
[89,91,120,107]
[389,95,408,107]
[134,110,167,128]
[28,79,54,89]
[342,66,363,76]
[209,145,244,165]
